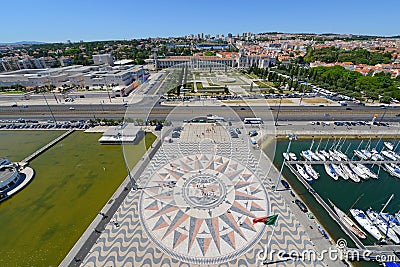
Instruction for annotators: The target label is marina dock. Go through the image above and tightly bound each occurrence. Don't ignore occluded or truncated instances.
[285,162,367,249]
[21,129,74,164]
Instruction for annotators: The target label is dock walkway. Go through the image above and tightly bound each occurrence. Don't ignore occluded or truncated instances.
[21,129,74,164]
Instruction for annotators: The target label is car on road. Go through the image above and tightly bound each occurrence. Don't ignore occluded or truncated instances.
[346,107,352,110]
[11,104,18,107]
[69,107,75,110]
[295,199,308,213]
[281,180,290,189]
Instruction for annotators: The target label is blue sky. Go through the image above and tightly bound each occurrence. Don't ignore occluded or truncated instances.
[1,0,399,43]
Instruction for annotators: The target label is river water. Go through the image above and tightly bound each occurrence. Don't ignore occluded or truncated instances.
[0,131,155,266]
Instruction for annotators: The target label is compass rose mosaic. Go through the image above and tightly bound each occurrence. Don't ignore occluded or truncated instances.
[139,154,270,264]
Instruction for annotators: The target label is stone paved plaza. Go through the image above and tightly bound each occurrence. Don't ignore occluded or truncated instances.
[81,123,326,266]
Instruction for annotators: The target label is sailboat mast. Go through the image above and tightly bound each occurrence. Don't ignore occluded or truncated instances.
[380,194,394,215]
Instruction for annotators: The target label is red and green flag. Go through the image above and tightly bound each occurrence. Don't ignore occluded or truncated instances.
[252,214,278,225]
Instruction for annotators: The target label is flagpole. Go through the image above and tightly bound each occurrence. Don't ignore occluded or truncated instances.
[263,222,277,266]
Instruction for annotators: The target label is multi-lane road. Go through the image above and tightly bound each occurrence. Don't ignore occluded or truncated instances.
[0,98,399,123]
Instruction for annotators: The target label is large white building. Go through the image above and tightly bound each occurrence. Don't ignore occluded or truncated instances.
[0,64,144,88]
[93,54,114,66]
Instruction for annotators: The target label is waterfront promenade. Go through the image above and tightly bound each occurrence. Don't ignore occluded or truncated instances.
[76,122,338,266]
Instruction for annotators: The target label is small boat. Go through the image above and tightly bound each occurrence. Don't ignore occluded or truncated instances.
[360,149,372,159]
[371,148,385,161]
[308,150,321,161]
[354,150,369,160]
[315,150,326,161]
[384,141,394,151]
[300,150,313,161]
[283,152,290,161]
[356,163,378,179]
[324,163,338,180]
[341,163,360,183]
[329,150,342,161]
[383,163,400,179]
[381,150,399,161]
[350,209,384,241]
[381,213,400,237]
[296,164,313,183]
[304,164,319,179]
[366,209,400,244]
[288,153,297,161]
[334,149,349,161]
[329,201,367,239]
[349,162,369,180]
[319,150,331,160]
[332,163,348,180]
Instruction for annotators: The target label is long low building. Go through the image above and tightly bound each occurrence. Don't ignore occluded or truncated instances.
[0,64,145,88]
[98,123,144,144]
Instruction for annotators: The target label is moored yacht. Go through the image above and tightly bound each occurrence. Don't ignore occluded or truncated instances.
[288,152,297,161]
[283,152,290,161]
[381,150,399,161]
[354,150,369,160]
[332,163,348,180]
[304,164,319,179]
[384,141,394,151]
[330,201,367,239]
[383,163,400,179]
[319,150,331,160]
[300,150,313,161]
[296,164,313,183]
[324,163,338,180]
[341,163,360,183]
[314,150,326,161]
[334,149,349,161]
[349,162,369,180]
[366,209,400,244]
[356,163,378,179]
[350,209,384,241]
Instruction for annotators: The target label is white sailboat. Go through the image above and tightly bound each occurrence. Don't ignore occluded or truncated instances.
[288,153,297,160]
[300,150,313,161]
[381,150,399,161]
[283,152,290,161]
[350,209,384,241]
[354,150,369,160]
[360,149,372,159]
[367,209,400,244]
[319,150,331,160]
[304,164,319,179]
[341,163,360,183]
[315,150,326,161]
[324,163,338,180]
[356,163,378,179]
[334,149,349,161]
[383,163,400,179]
[381,213,400,237]
[332,163,349,180]
[329,150,342,161]
[384,141,394,151]
[329,201,367,239]
[349,162,369,180]
[296,164,313,183]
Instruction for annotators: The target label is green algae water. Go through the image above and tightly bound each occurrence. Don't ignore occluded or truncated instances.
[265,139,400,267]
[0,131,156,266]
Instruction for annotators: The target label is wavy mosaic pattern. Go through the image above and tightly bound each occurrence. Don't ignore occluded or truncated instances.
[81,125,325,267]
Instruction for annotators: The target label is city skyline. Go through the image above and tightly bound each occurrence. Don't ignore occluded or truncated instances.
[1,0,399,43]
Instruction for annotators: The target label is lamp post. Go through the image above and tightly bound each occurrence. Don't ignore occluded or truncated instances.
[274,134,297,192]
[274,96,283,126]
[120,133,138,190]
